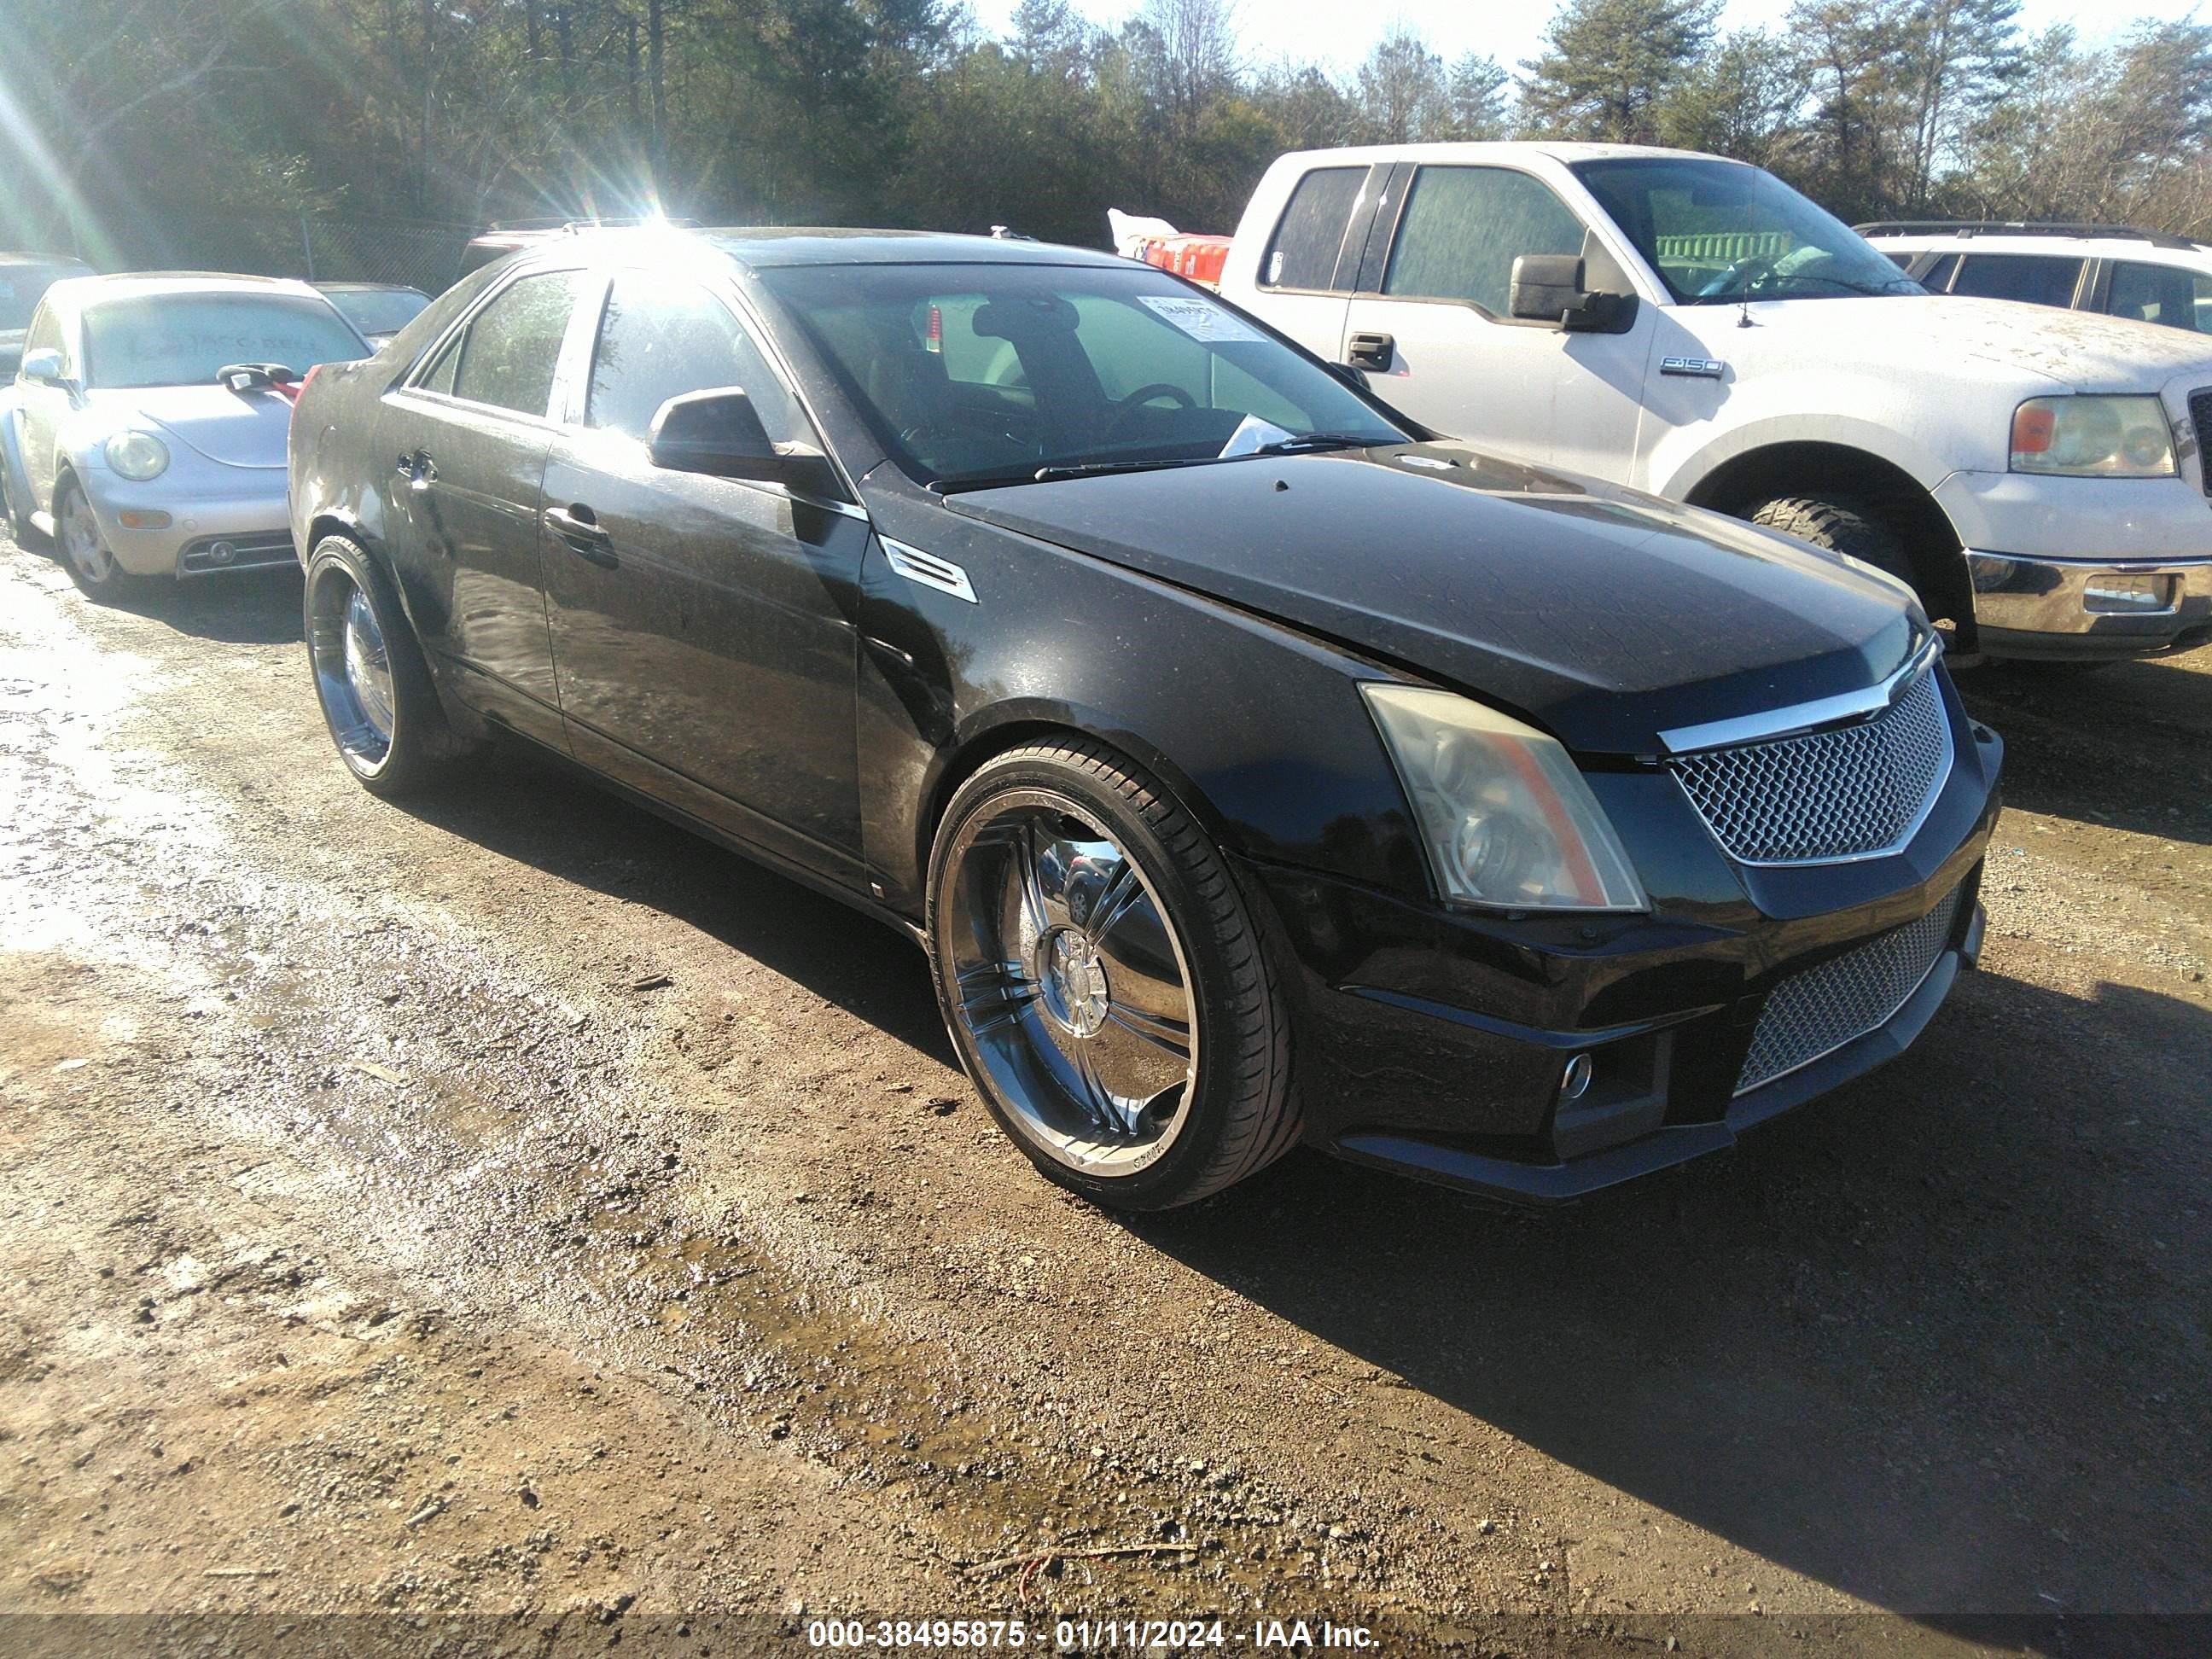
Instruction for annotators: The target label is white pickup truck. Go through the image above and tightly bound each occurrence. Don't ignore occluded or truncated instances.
[1209,143,2212,662]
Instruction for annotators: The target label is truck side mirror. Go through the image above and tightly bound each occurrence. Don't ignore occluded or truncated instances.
[1509,255,1639,335]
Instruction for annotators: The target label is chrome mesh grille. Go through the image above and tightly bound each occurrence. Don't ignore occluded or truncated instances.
[1737,884,1964,1094]
[2191,388,2212,497]
[1673,668,1951,864]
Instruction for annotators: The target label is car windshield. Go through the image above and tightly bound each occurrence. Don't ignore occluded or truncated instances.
[323,287,430,337]
[759,261,1406,488]
[1,265,84,331]
[1572,158,1924,305]
[81,293,368,388]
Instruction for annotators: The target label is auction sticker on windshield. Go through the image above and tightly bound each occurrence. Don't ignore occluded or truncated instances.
[1138,294,1265,343]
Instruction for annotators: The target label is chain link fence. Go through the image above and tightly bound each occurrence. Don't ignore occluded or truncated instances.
[32,210,474,298]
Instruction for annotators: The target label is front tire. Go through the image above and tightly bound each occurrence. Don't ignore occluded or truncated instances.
[927,739,1298,1211]
[56,474,143,600]
[304,534,474,797]
[1743,493,1918,592]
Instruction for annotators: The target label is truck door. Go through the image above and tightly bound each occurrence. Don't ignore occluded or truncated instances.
[1234,163,1394,366]
[1339,164,1650,480]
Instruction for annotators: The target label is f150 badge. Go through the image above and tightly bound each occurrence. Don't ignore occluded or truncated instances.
[1661,356,1726,379]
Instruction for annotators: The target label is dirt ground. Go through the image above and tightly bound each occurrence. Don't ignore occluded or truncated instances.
[1,531,2208,1659]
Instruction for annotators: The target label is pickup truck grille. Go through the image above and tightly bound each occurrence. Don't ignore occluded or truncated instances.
[1737,883,1964,1094]
[2192,388,2212,496]
[1672,665,1952,864]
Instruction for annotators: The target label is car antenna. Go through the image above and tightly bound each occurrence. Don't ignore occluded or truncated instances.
[1738,286,1753,329]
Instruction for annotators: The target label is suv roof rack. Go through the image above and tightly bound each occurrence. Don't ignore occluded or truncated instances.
[1854,218,2202,251]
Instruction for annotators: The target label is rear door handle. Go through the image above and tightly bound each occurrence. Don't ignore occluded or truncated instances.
[1346,331,1394,371]
[544,504,617,568]
[396,449,437,489]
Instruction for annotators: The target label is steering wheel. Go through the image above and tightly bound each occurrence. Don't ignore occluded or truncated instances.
[1695,253,1777,300]
[1103,382,1196,443]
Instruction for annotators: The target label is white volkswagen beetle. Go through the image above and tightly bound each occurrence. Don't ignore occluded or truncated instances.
[0,273,369,597]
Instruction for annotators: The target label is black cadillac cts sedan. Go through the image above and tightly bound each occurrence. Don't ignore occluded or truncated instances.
[288,227,2002,1210]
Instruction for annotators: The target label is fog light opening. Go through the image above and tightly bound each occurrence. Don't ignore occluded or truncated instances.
[1560,1051,1594,1103]
[207,540,237,567]
[2083,573,2172,614]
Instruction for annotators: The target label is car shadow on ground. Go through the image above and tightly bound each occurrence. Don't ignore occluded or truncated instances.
[1959,647,2212,847]
[1132,962,2212,1619]
[115,566,306,646]
[396,740,957,1068]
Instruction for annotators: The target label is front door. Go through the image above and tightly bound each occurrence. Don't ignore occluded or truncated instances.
[384,266,591,747]
[1339,164,1651,481]
[538,271,867,879]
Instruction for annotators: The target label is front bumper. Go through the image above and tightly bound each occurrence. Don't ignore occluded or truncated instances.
[1241,713,2004,1204]
[79,465,294,579]
[1965,550,2212,658]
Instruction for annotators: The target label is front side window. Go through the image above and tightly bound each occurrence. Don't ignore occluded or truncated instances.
[80,293,367,388]
[1262,167,1366,291]
[2107,260,2212,334]
[1573,157,1922,304]
[19,301,64,373]
[451,270,588,416]
[584,276,806,445]
[1949,254,2082,309]
[1382,167,1586,314]
[763,261,1405,489]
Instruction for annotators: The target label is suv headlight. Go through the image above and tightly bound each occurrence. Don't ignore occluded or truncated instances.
[103,430,170,481]
[2010,396,2174,476]
[1363,684,1647,912]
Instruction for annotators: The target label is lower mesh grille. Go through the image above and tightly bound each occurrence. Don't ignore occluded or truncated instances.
[1737,885,1965,1094]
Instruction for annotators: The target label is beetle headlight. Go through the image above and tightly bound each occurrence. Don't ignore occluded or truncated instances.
[103,430,170,481]
[1363,684,1647,912]
[2010,396,2174,477]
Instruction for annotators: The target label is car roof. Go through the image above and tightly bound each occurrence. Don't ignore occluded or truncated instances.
[1865,230,2212,267]
[1276,140,1732,170]
[44,271,334,308]
[509,224,1129,272]
[314,280,428,295]
[1,250,91,268]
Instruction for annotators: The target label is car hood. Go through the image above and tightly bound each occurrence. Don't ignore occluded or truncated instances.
[98,384,293,469]
[1725,293,2212,392]
[943,444,1924,756]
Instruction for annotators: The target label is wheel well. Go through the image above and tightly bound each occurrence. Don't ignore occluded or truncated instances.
[1685,442,1972,635]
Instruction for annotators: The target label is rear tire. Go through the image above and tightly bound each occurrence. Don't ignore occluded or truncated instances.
[304,534,474,797]
[1743,493,1918,592]
[927,738,1298,1211]
[55,474,146,602]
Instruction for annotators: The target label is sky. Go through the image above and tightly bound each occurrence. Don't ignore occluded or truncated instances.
[965,0,2210,80]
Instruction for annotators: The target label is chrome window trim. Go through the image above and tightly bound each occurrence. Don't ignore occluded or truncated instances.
[1657,632,1941,756]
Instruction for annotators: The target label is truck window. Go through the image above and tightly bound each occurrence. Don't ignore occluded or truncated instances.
[1949,254,2082,309]
[1921,253,1959,291]
[1260,167,1366,292]
[1381,167,1585,315]
[2107,261,2212,335]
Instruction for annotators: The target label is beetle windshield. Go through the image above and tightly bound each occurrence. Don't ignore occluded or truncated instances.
[81,294,368,388]
[760,261,1407,488]
[1572,158,1923,305]
[321,287,430,338]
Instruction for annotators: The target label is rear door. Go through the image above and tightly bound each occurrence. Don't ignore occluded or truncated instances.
[1340,164,1650,478]
[1237,163,1391,364]
[383,266,592,748]
[538,271,869,879]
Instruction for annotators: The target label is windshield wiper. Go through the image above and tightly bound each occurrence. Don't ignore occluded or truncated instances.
[1689,271,1906,305]
[1242,432,1383,457]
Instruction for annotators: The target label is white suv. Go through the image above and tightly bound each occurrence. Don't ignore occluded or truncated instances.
[1861,221,2212,339]
[1217,145,2212,662]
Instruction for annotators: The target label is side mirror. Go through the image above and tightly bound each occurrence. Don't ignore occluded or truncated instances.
[1509,255,1638,335]
[647,387,789,483]
[19,347,65,385]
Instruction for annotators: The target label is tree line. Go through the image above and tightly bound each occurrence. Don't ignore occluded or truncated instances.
[3,0,2209,269]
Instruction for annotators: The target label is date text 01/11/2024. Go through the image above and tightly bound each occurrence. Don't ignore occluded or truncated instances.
[803,1619,1377,1649]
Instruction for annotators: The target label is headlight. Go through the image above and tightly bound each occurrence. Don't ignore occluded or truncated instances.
[103,430,170,481]
[1362,684,1647,912]
[2010,396,2174,477]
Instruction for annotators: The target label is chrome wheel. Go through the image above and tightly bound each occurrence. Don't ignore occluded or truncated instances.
[308,568,396,769]
[940,789,1198,1175]
[58,481,116,585]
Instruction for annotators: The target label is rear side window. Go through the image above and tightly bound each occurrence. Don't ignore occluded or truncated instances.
[1382,167,1586,314]
[1261,167,1365,292]
[2107,261,2212,335]
[452,270,587,416]
[584,275,805,444]
[1949,254,2082,309]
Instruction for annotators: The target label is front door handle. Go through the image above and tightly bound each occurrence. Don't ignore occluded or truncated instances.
[544,504,617,568]
[1346,331,1394,371]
